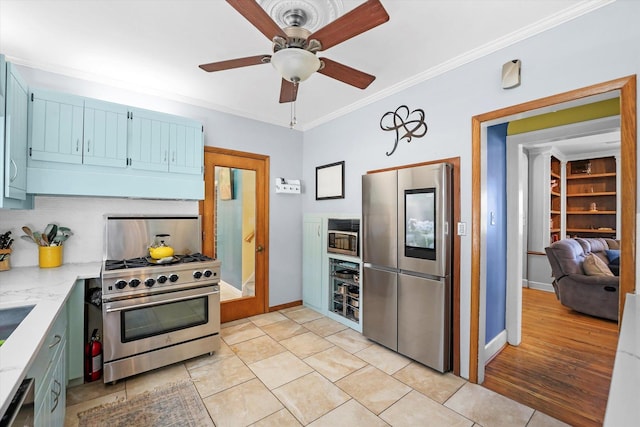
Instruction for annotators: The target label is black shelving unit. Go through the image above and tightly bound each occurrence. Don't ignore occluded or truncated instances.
[329,258,360,323]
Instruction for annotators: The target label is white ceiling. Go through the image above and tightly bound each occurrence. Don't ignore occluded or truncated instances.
[0,0,611,130]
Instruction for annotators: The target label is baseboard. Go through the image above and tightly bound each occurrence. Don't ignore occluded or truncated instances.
[484,329,508,365]
[269,300,302,312]
[527,281,555,293]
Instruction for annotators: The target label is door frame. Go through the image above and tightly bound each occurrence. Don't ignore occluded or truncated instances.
[469,75,637,383]
[200,146,270,322]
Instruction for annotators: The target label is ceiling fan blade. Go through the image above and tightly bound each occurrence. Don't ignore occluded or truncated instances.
[279,79,298,103]
[307,0,389,51]
[199,55,271,72]
[318,58,375,89]
[226,0,287,41]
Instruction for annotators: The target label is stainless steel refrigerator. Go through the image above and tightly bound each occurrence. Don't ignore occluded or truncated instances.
[362,163,452,372]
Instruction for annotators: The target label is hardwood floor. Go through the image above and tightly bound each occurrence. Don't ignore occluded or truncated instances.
[483,288,619,427]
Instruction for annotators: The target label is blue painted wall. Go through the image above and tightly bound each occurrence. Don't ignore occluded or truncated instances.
[485,123,508,344]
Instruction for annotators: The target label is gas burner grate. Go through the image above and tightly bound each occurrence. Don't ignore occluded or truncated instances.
[179,253,214,263]
[104,257,149,270]
[104,253,215,271]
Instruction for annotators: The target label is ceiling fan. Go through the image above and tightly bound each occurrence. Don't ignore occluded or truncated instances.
[199,0,390,104]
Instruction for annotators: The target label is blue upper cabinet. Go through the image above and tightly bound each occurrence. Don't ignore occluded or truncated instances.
[30,90,127,168]
[30,89,84,164]
[83,99,128,168]
[5,63,29,200]
[1,56,32,209]
[27,89,205,200]
[129,108,203,175]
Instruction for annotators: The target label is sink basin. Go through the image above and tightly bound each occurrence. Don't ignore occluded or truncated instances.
[0,305,36,342]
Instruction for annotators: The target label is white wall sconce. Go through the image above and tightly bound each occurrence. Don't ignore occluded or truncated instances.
[502,59,521,89]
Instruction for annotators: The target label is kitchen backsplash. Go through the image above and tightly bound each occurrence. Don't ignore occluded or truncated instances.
[0,196,198,267]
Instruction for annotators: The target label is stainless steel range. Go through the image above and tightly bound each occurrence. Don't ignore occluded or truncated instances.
[101,215,220,383]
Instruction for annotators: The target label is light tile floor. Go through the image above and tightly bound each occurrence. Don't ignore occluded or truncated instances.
[65,306,570,427]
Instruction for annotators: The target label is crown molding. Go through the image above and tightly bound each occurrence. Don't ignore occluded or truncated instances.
[301,0,615,131]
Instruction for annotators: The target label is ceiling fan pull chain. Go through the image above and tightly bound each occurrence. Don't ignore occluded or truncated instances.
[290,84,298,128]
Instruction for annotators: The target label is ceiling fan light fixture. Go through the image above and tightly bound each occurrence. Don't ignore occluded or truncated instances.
[271,48,320,83]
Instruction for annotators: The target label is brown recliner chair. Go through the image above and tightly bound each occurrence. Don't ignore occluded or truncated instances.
[544,238,619,321]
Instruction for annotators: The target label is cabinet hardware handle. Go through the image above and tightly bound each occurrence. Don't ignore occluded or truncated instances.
[9,159,18,182]
[6,122,15,180]
[164,150,168,163]
[49,334,62,348]
[51,379,61,412]
[317,225,320,237]
[105,289,218,313]
[76,139,80,152]
[171,151,175,163]
[87,139,90,153]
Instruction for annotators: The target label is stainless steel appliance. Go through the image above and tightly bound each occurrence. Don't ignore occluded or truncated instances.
[362,163,452,372]
[327,218,360,257]
[0,378,34,426]
[101,215,220,383]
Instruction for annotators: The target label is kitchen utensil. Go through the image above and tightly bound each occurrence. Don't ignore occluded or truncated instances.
[32,231,44,246]
[41,233,49,246]
[20,235,35,244]
[22,226,36,244]
[0,231,11,249]
[45,223,58,245]
[52,227,73,246]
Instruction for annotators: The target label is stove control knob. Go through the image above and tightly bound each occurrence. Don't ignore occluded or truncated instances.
[169,274,179,283]
[157,275,168,284]
[193,271,203,280]
[145,278,156,287]
[115,280,127,290]
[203,270,213,278]
[129,278,141,288]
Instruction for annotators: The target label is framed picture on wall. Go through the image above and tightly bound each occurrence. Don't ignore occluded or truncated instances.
[316,161,345,200]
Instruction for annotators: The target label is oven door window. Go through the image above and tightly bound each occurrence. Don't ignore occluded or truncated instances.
[121,297,208,342]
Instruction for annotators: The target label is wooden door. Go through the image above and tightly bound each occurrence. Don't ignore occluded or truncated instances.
[201,147,269,322]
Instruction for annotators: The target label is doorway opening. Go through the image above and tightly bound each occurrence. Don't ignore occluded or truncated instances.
[201,147,270,323]
[471,76,636,384]
[483,111,622,426]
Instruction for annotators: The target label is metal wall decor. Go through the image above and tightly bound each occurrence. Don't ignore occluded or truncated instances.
[380,105,428,156]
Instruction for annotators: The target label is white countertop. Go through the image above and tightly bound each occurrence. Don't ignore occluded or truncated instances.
[604,293,640,426]
[0,262,101,417]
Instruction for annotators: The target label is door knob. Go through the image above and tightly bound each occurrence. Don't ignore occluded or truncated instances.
[256,245,264,252]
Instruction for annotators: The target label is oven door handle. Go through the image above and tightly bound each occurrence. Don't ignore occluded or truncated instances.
[104,289,219,313]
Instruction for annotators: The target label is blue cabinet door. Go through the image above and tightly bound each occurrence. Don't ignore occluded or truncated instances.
[130,108,203,175]
[4,62,29,201]
[303,216,325,311]
[83,98,128,168]
[30,89,84,164]
[129,108,170,172]
[168,120,203,175]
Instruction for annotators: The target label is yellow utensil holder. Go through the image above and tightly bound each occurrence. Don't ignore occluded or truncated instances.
[39,245,63,268]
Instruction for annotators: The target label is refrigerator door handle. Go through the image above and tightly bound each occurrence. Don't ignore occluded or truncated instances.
[399,269,446,282]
